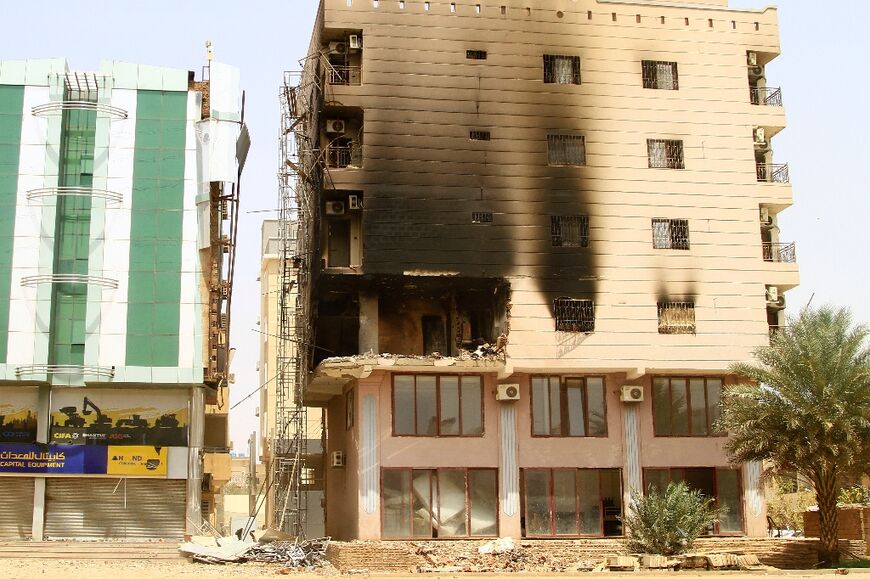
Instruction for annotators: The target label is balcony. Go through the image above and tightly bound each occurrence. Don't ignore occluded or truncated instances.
[327,65,361,86]
[750,87,783,107]
[326,143,360,169]
[757,163,789,184]
[763,242,796,263]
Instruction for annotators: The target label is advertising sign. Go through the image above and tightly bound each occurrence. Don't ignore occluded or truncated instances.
[0,444,107,474]
[50,389,188,446]
[106,446,168,476]
[0,388,38,443]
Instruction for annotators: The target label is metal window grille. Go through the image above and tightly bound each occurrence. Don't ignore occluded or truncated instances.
[551,215,589,247]
[641,60,679,90]
[554,298,595,332]
[469,130,491,141]
[547,134,586,166]
[657,302,696,334]
[466,50,488,60]
[647,139,684,169]
[651,218,689,250]
[472,211,493,224]
[544,55,581,84]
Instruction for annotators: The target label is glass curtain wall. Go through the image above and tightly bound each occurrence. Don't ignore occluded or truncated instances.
[49,88,97,365]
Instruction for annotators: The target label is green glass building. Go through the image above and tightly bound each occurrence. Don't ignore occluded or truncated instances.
[0,58,247,540]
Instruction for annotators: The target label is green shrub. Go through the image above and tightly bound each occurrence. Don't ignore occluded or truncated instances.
[838,485,870,505]
[623,482,719,555]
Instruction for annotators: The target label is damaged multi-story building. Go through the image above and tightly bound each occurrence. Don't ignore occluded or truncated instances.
[282,0,797,540]
[0,58,247,539]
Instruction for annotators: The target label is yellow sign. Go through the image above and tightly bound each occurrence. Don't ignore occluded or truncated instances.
[106,446,167,476]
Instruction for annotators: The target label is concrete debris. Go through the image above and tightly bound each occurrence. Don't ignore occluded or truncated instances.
[477,537,515,554]
[179,536,330,568]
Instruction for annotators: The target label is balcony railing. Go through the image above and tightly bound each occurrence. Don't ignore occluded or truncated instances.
[762,242,797,263]
[757,163,789,183]
[326,143,360,169]
[327,65,361,86]
[750,86,783,106]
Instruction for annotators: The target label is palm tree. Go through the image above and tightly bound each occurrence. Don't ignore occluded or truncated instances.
[718,306,870,566]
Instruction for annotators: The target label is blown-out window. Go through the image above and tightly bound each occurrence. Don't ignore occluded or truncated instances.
[544,54,581,84]
[657,301,695,334]
[382,468,498,538]
[551,215,589,248]
[554,298,595,333]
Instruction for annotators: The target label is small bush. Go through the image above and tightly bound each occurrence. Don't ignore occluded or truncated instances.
[623,482,719,555]
[838,485,870,505]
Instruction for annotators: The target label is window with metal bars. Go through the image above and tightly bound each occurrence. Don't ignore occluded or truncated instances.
[642,60,679,90]
[466,50,487,60]
[469,130,491,141]
[471,211,493,224]
[657,302,695,334]
[543,55,581,84]
[647,139,684,169]
[554,298,595,333]
[551,215,589,248]
[547,134,586,166]
[651,218,690,250]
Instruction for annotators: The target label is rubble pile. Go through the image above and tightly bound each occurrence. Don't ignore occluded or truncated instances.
[413,539,601,573]
[179,536,331,569]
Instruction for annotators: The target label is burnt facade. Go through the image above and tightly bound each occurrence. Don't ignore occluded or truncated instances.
[286,0,799,540]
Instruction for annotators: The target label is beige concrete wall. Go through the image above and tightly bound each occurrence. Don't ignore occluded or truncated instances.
[312,0,792,540]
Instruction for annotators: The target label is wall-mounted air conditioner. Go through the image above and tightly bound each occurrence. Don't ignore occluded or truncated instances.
[620,385,644,403]
[496,383,520,401]
[325,119,346,134]
[331,450,346,468]
[328,41,347,55]
[325,201,346,215]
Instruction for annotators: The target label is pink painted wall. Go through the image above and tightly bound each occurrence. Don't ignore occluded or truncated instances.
[325,388,360,540]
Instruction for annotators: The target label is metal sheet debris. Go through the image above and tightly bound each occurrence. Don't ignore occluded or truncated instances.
[179,536,330,567]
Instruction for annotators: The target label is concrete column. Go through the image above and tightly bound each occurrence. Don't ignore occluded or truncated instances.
[622,403,642,504]
[186,386,205,534]
[358,291,378,354]
[499,401,520,537]
[32,383,51,541]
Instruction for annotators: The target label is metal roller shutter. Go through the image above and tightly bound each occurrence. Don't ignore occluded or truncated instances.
[45,478,186,540]
[0,477,34,538]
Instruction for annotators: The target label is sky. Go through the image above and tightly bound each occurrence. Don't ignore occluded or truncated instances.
[2,1,868,452]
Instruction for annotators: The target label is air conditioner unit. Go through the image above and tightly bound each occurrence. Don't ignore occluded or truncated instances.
[748,65,764,77]
[325,200,346,215]
[348,34,362,50]
[753,127,766,145]
[325,119,346,134]
[348,194,361,210]
[747,51,758,66]
[331,450,346,468]
[765,286,779,303]
[328,41,347,55]
[496,383,520,401]
[620,385,644,403]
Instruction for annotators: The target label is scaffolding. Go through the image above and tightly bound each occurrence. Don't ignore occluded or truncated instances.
[273,61,323,535]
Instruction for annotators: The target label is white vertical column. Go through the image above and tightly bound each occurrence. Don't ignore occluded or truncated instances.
[499,403,519,517]
[361,394,378,514]
[186,386,204,534]
[622,404,642,500]
[98,88,137,368]
[743,461,763,517]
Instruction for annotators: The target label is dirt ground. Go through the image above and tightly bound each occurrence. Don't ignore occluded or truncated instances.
[0,559,869,579]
